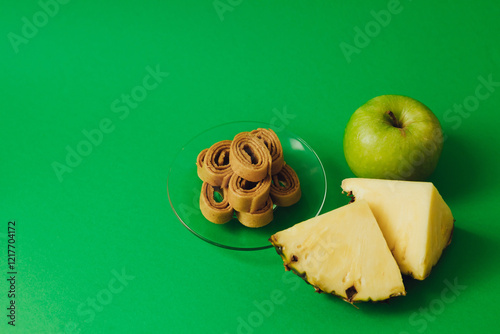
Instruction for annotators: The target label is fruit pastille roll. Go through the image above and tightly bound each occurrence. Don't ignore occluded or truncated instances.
[196,140,233,188]
[196,148,209,181]
[236,197,274,228]
[199,182,234,224]
[226,174,271,213]
[270,164,301,207]
[250,128,284,175]
[230,132,272,182]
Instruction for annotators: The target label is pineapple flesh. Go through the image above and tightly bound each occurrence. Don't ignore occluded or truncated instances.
[269,200,406,303]
[341,178,454,280]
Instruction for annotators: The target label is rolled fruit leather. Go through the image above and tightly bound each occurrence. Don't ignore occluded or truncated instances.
[226,174,272,213]
[199,182,234,224]
[236,197,274,228]
[230,132,272,182]
[250,128,284,175]
[270,164,301,207]
[196,140,233,188]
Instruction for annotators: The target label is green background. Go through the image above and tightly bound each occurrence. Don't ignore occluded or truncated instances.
[1,0,500,333]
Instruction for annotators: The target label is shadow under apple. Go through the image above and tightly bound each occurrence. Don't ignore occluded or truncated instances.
[429,134,478,201]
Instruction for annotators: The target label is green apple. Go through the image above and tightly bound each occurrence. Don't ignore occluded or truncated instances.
[343,95,443,181]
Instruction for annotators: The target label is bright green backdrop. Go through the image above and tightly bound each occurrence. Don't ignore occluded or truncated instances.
[1,1,500,333]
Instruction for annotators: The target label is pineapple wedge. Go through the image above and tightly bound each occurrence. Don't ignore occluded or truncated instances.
[269,200,406,303]
[341,178,454,280]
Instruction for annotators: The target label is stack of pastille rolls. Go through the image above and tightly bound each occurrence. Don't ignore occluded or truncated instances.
[196,128,301,228]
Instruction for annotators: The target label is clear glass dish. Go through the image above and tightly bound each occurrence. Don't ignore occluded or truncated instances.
[167,121,327,250]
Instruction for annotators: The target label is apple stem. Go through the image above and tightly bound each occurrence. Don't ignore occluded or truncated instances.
[386,111,402,128]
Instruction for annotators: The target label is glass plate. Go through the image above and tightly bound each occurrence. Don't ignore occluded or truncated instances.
[167,121,327,250]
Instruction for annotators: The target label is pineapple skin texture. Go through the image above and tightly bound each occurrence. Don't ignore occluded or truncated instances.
[269,200,406,303]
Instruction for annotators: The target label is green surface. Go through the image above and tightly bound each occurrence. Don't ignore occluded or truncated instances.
[1,1,500,333]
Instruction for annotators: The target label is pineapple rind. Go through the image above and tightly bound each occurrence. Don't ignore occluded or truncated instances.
[269,200,406,303]
[270,241,406,303]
